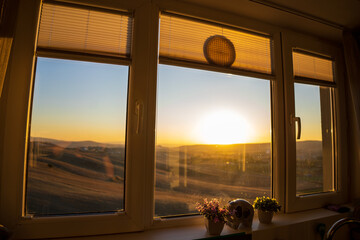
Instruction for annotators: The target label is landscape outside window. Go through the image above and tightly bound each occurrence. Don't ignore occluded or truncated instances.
[155,65,272,217]
[26,57,128,215]
[295,83,334,195]
[24,10,337,218]
[292,51,335,196]
[24,53,335,218]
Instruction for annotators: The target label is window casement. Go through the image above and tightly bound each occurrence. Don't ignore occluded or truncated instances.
[0,0,153,238]
[27,1,134,217]
[154,12,278,218]
[282,32,348,212]
[0,0,348,238]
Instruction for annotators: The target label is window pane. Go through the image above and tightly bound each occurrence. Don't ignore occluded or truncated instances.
[159,13,272,74]
[26,57,128,216]
[295,83,334,195]
[38,3,133,58]
[292,51,334,82]
[155,64,272,217]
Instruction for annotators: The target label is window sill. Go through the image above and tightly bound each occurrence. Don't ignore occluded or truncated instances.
[52,208,351,240]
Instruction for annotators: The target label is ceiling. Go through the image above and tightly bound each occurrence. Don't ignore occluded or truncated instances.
[265,0,360,29]
[180,0,360,42]
[272,0,360,28]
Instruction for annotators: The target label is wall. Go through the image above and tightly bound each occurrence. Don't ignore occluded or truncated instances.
[252,212,350,240]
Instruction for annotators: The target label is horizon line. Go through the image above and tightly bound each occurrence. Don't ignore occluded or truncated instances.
[30,136,322,148]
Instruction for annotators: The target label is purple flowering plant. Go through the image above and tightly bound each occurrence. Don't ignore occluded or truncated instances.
[196,198,234,223]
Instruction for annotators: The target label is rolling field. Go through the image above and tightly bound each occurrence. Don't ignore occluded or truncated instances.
[26,139,323,217]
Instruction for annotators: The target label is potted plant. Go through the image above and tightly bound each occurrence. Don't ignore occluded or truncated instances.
[196,198,233,235]
[253,197,281,224]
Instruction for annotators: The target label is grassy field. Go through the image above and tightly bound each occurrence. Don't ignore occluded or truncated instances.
[26,139,323,217]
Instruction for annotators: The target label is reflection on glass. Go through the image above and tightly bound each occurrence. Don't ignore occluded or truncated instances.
[295,83,334,195]
[26,57,128,215]
[155,65,272,217]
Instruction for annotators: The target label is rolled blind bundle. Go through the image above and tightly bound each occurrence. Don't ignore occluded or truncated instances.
[159,13,273,75]
[292,51,334,82]
[38,2,133,58]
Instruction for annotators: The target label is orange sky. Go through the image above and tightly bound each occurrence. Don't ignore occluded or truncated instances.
[31,58,323,146]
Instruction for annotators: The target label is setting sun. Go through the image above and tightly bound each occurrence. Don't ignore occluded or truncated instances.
[196,110,252,145]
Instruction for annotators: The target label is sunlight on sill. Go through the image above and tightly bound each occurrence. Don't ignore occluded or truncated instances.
[53,207,351,240]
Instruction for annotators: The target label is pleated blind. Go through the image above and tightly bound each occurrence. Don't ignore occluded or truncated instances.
[292,51,334,82]
[38,2,133,58]
[159,13,273,75]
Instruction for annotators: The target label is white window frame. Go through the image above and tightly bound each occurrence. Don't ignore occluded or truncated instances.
[0,0,159,238]
[282,31,348,212]
[0,0,348,238]
[150,1,286,227]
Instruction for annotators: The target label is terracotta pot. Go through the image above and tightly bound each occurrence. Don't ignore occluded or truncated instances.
[204,217,225,235]
[258,209,274,224]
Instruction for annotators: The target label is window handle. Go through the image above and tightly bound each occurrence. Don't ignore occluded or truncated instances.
[135,100,143,135]
[294,116,301,139]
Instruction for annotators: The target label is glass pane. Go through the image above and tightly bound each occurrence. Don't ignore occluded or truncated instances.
[160,14,272,74]
[295,83,334,195]
[38,3,133,57]
[292,52,334,82]
[26,57,128,216]
[155,64,272,217]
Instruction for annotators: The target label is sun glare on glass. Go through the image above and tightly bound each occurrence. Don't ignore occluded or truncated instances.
[196,110,252,144]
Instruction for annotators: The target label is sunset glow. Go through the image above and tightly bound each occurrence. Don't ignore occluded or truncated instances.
[196,110,251,144]
[31,59,322,147]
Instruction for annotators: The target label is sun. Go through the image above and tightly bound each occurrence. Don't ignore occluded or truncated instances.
[196,110,252,145]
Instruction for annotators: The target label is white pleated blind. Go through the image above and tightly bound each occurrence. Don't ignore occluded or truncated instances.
[292,51,334,82]
[38,3,133,58]
[159,13,272,75]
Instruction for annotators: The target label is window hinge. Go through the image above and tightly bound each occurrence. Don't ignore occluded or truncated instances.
[115,210,124,216]
[23,214,34,220]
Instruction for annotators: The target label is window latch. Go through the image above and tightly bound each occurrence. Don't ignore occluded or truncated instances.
[290,114,301,139]
[135,100,143,135]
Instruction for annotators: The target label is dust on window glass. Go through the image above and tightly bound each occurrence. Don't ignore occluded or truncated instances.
[26,57,128,216]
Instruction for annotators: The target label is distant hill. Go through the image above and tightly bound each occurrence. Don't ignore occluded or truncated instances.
[172,143,271,153]
[31,137,321,151]
[295,140,322,151]
[157,140,322,153]
[30,137,124,148]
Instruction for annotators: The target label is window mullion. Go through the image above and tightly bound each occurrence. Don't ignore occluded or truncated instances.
[127,2,159,228]
[282,32,298,212]
[271,32,286,211]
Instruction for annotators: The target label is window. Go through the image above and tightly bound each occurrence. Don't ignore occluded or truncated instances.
[26,58,128,216]
[282,33,347,212]
[26,0,132,217]
[294,83,334,195]
[0,0,348,238]
[292,51,335,196]
[155,13,275,217]
[0,1,149,238]
[155,65,272,217]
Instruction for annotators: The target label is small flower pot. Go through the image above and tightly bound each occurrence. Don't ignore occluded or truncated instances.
[258,209,274,224]
[204,217,225,235]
